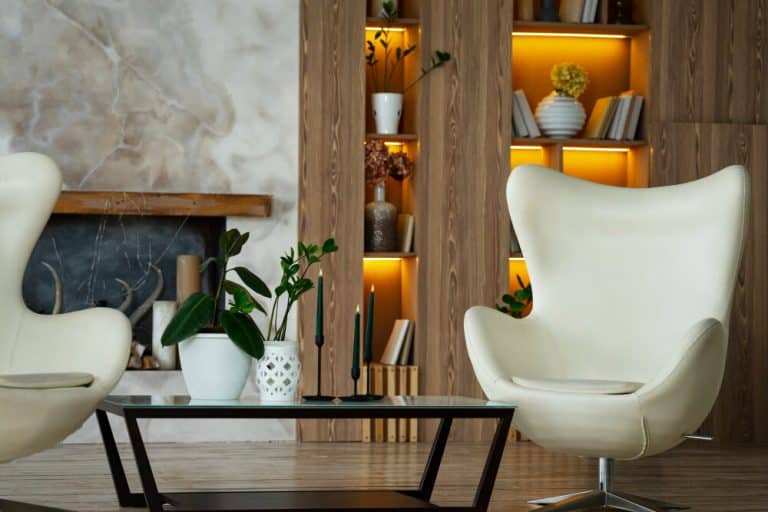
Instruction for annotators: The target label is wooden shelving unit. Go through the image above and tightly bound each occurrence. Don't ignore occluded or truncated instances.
[508,10,652,297]
[363,1,420,375]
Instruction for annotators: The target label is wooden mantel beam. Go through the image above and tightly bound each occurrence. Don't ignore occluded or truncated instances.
[54,191,272,218]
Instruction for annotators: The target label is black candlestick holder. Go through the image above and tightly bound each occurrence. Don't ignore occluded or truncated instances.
[339,366,370,401]
[302,335,335,401]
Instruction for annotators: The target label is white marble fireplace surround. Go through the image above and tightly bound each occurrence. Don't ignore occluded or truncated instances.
[1,0,299,442]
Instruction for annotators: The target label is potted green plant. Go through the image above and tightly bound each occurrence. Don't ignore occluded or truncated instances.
[366,0,451,134]
[162,229,337,400]
[496,275,533,318]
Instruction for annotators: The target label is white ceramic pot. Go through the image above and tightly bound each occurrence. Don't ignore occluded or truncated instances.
[179,332,252,400]
[372,93,403,134]
[535,93,586,138]
[255,340,302,402]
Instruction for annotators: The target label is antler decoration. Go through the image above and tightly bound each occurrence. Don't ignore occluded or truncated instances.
[128,264,164,326]
[41,262,62,315]
[115,278,134,313]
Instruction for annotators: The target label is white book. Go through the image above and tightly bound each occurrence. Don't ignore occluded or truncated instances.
[581,0,598,23]
[512,95,529,137]
[397,322,415,365]
[624,96,644,140]
[514,89,541,138]
[380,319,410,365]
[608,96,632,140]
[397,214,414,252]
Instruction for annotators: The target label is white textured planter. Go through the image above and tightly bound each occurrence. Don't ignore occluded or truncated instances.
[179,333,251,400]
[535,93,586,138]
[372,93,403,134]
[255,340,301,402]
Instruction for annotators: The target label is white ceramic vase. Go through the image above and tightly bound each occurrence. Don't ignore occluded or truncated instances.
[151,301,177,370]
[535,93,586,138]
[255,340,302,402]
[179,332,252,400]
[372,93,403,134]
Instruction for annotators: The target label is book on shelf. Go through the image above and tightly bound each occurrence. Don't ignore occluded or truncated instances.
[586,92,644,141]
[397,322,415,365]
[385,365,397,442]
[408,365,418,442]
[514,90,541,138]
[361,365,371,442]
[397,366,409,442]
[581,0,599,23]
[380,319,411,365]
[559,0,585,23]
[512,94,528,137]
[397,214,414,252]
[372,364,385,442]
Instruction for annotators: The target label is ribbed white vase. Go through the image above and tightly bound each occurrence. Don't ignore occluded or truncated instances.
[535,93,586,138]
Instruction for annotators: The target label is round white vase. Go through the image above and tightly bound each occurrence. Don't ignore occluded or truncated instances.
[255,340,302,402]
[372,93,403,134]
[179,332,252,400]
[535,93,586,138]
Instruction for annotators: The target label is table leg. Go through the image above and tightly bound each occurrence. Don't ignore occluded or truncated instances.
[95,410,146,508]
[472,416,512,512]
[416,417,453,501]
[124,413,165,512]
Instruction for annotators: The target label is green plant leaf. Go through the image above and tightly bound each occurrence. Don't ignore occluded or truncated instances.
[228,232,250,256]
[234,267,272,298]
[161,292,214,346]
[322,238,339,253]
[225,280,267,315]
[221,310,265,359]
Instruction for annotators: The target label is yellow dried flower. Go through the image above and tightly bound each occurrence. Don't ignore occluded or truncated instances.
[550,62,589,98]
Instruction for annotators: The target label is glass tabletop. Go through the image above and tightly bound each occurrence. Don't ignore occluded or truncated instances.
[102,395,516,410]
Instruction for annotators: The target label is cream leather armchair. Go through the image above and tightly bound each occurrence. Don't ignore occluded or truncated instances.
[0,153,132,511]
[465,164,748,512]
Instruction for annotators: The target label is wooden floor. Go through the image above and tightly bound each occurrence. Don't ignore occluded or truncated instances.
[0,441,765,511]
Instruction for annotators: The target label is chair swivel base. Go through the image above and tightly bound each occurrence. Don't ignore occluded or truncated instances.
[529,490,688,512]
[529,458,688,512]
[0,498,71,512]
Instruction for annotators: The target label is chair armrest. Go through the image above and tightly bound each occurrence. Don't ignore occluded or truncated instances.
[13,308,132,394]
[635,318,727,456]
[464,306,555,397]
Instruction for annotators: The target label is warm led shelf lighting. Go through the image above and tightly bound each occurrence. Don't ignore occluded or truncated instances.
[509,256,525,261]
[563,146,630,153]
[383,141,404,147]
[510,145,545,150]
[364,257,403,261]
[513,31,628,39]
[365,26,406,32]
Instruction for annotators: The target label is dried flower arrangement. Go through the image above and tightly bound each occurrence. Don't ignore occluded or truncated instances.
[550,62,589,98]
[364,140,415,185]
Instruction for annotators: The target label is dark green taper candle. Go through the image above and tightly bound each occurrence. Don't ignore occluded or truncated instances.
[364,284,374,363]
[315,269,323,336]
[352,304,361,371]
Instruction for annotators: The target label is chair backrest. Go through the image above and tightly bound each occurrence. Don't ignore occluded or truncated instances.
[507,165,749,383]
[0,153,62,370]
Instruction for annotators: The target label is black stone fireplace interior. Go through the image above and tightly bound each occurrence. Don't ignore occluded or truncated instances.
[23,214,225,356]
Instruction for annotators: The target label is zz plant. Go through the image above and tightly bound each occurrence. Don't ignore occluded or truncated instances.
[161,228,338,359]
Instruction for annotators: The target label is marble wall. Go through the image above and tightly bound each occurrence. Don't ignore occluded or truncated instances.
[1,0,299,442]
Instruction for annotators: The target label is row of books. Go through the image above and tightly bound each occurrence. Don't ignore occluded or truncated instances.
[512,89,541,138]
[381,318,414,365]
[559,0,600,23]
[584,92,644,141]
[361,364,419,442]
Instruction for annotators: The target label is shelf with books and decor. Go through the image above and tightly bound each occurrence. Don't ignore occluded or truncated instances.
[362,0,423,443]
[513,21,648,36]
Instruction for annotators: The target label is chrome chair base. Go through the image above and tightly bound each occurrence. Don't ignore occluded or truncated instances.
[529,490,689,511]
[0,499,71,511]
[528,457,688,511]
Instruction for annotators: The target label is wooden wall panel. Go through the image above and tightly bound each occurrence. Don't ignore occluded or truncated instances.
[417,0,513,442]
[651,122,768,444]
[298,0,365,442]
[651,0,768,124]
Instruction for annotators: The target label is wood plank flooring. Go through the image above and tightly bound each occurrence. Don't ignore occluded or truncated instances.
[0,442,765,511]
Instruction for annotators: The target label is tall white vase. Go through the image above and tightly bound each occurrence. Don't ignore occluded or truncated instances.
[535,93,586,138]
[151,301,177,370]
[372,93,403,134]
[179,333,252,400]
[255,340,302,402]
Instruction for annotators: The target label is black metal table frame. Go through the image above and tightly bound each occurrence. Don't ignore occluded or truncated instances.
[96,401,514,512]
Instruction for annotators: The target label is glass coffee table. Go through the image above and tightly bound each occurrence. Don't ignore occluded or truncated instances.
[96,395,516,512]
